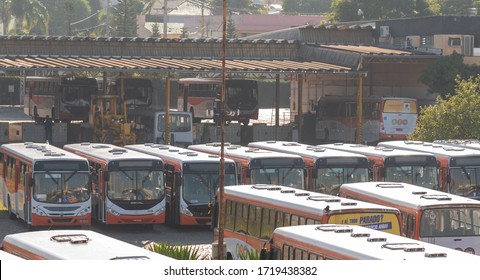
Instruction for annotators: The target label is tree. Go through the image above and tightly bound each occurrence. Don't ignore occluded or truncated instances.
[329,0,436,22]
[37,0,94,36]
[282,0,331,14]
[226,17,237,38]
[420,52,480,98]
[9,0,48,34]
[0,0,12,35]
[410,75,480,141]
[210,0,256,15]
[151,22,160,37]
[111,0,144,37]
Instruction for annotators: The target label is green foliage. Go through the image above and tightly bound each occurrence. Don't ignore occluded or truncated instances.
[329,0,436,22]
[151,22,160,37]
[420,52,480,98]
[148,242,209,260]
[410,75,480,141]
[111,0,143,37]
[238,248,260,260]
[226,17,237,39]
[282,0,331,14]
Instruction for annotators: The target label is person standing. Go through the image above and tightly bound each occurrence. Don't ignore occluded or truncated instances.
[44,115,53,143]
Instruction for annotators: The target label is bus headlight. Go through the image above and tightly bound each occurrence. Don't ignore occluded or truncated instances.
[108,209,121,216]
[34,208,48,216]
[153,208,164,216]
[181,205,193,216]
[77,207,90,216]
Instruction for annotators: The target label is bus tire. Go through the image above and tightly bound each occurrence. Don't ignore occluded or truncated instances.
[7,197,16,220]
[227,252,233,260]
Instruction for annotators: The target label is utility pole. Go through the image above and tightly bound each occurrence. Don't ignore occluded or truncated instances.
[163,0,168,38]
[217,0,227,261]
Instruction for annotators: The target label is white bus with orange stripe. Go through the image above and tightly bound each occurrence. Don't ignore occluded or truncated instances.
[378,140,480,199]
[339,182,480,255]
[213,184,402,260]
[0,142,91,227]
[320,143,439,190]
[248,141,369,194]
[125,143,238,226]
[1,230,173,260]
[267,224,480,260]
[189,143,306,190]
[63,143,165,225]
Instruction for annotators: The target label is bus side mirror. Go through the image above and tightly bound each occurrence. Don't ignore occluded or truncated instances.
[246,169,251,178]
[104,171,109,182]
[29,177,35,188]
[312,169,317,179]
[175,173,182,187]
[260,248,268,260]
[446,174,451,184]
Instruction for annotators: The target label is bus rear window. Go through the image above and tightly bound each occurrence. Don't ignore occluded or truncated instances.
[383,100,417,113]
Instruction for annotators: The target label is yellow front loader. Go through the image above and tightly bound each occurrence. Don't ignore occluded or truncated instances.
[88,95,136,146]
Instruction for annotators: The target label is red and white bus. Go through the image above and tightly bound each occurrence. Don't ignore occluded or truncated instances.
[339,182,480,254]
[248,141,369,194]
[378,140,480,199]
[315,96,418,143]
[189,143,306,190]
[267,224,480,260]
[24,76,98,123]
[178,78,259,125]
[214,184,402,259]
[125,143,238,226]
[63,143,165,225]
[0,142,91,227]
[321,143,439,190]
[1,229,173,260]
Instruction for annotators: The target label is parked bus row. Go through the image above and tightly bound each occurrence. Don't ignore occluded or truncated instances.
[24,76,153,123]
[214,181,480,259]
[24,76,260,127]
[1,229,173,260]
[0,142,237,228]
[212,184,402,259]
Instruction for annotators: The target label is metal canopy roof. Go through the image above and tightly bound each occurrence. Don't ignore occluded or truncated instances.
[0,56,352,74]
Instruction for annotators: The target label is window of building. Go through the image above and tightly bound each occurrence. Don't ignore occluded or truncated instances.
[448,37,461,46]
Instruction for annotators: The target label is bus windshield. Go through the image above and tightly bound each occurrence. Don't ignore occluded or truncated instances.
[316,167,369,195]
[108,170,164,201]
[183,172,237,204]
[420,207,480,237]
[226,84,258,110]
[34,172,90,204]
[449,167,480,197]
[385,165,439,189]
[251,167,304,189]
[158,113,192,132]
[124,85,152,106]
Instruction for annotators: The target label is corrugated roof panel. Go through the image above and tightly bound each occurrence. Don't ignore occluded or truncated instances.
[0,56,353,74]
[320,44,413,55]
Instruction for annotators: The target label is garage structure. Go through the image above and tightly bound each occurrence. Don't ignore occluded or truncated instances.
[0,35,438,143]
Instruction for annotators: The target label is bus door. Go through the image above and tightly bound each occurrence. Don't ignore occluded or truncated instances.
[98,169,106,223]
[22,167,30,224]
[165,164,178,224]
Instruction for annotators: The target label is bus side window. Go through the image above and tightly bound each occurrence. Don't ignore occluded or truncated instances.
[0,152,3,177]
[407,214,416,239]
